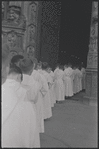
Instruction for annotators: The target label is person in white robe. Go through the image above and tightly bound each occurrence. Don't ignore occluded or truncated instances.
[63,63,73,98]
[74,65,81,93]
[2,62,40,147]
[54,64,60,74]
[39,62,52,119]
[31,58,47,133]
[72,66,77,94]
[48,67,57,105]
[19,58,42,136]
[47,67,55,107]
[54,65,64,102]
[78,67,83,92]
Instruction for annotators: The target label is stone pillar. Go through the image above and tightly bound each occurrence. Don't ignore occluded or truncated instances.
[85,1,98,104]
[24,1,39,60]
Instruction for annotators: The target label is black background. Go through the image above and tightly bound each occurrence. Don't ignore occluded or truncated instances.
[58,0,93,67]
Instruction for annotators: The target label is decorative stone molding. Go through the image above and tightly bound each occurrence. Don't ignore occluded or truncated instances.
[85,2,98,102]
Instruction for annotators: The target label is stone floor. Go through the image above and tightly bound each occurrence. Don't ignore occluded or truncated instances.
[40,91,97,148]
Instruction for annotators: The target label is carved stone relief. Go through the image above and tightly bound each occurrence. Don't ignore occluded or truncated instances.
[91,73,97,98]
[87,54,93,67]
[85,73,92,97]
[26,45,35,59]
[28,24,36,43]
[29,3,37,25]
[7,31,17,48]
[2,1,5,19]
[92,1,98,18]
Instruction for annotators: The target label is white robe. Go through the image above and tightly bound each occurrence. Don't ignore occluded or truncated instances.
[79,70,83,91]
[49,71,56,105]
[63,67,73,97]
[74,69,82,93]
[2,79,40,148]
[39,70,52,119]
[72,69,77,94]
[31,70,46,133]
[54,69,64,101]
[21,74,41,139]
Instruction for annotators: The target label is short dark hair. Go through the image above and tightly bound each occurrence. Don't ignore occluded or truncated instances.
[42,62,49,70]
[19,58,34,74]
[59,65,63,70]
[9,65,23,81]
[11,55,24,65]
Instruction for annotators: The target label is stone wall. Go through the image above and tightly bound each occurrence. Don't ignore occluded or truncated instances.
[2,1,41,60]
[40,1,61,69]
[85,1,98,101]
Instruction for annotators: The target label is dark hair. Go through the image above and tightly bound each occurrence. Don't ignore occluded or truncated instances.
[9,65,23,81]
[42,62,49,70]
[19,58,34,74]
[59,65,63,70]
[10,55,24,65]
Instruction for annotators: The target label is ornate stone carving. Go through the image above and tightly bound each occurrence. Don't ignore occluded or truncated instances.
[2,1,5,19]
[7,6,21,24]
[29,24,36,42]
[26,45,35,59]
[87,54,93,67]
[92,1,98,18]
[7,31,17,48]
[91,73,97,98]
[93,54,98,67]
[29,3,37,25]
[85,73,92,97]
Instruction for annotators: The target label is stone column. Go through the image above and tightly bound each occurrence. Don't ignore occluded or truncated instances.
[85,1,98,105]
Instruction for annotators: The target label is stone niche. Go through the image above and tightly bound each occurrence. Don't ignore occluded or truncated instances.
[2,1,26,55]
[85,1,98,103]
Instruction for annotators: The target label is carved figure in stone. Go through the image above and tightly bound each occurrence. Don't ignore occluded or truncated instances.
[7,6,20,24]
[2,2,5,19]
[87,55,93,66]
[31,3,37,12]
[30,4,36,24]
[29,25,35,42]
[93,2,98,18]
[90,25,95,37]
[7,31,17,48]
[27,45,35,57]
